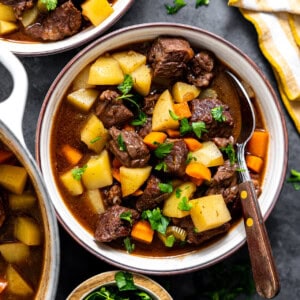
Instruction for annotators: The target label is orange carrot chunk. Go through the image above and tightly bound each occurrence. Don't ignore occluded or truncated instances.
[143,132,167,149]
[186,162,211,181]
[112,168,121,182]
[174,102,192,119]
[183,138,202,152]
[246,155,264,173]
[61,144,83,165]
[131,220,154,244]
[0,150,13,164]
[166,129,181,138]
[247,130,269,158]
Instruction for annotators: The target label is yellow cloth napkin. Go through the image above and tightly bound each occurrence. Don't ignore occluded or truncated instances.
[228,0,300,132]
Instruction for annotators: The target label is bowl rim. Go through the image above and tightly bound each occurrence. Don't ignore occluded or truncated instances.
[0,0,134,56]
[66,270,172,299]
[36,22,288,275]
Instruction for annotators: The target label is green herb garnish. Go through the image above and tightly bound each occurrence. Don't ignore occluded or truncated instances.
[90,136,102,144]
[165,0,186,14]
[211,106,226,122]
[41,0,57,10]
[195,0,209,8]
[179,118,207,138]
[120,211,133,225]
[175,188,182,198]
[186,152,197,164]
[165,234,176,247]
[115,271,136,291]
[287,169,300,190]
[169,110,180,120]
[72,165,87,180]
[158,182,173,193]
[178,196,192,211]
[155,161,168,172]
[154,142,174,159]
[117,74,134,95]
[123,237,135,253]
[117,134,126,151]
[142,208,170,234]
[221,144,237,165]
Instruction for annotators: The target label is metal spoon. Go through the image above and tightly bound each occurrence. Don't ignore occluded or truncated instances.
[225,70,280,298]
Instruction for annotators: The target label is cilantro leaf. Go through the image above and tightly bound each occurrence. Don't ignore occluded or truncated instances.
[211,106,226,122]
[115,271,137,291]
[131,110,147,126]
[117,134,126,151]
[142,208,170,234]
[195,0,209,8]
[192,121,207,138]
[154,142,173,159]
[158,182,173,193]
[287,169,300,190]
[175,188,182,198]
[123,237,135,253]
[165,0,186,14]
[221,144,237,165]
[155,161,168,172]
[178,196,192,211]
[41,0,57,10]
[117,74,134,95]
[120,211,133,225]
[72,165,87,180]
[169,110,180,120]
[179,118,192,135]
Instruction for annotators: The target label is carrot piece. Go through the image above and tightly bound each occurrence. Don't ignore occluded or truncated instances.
[112,157,122,168]
[166,129,181,138]
[247,130,269,158]
[131,220,154,244]
[183,138,202,151]
[246,155,264,173]
[0,150,13,164]
[185,162,211,181]
[143,132,167,149]
[174,102,192,119]
[61,144,83,165]
[112,168,121,182]
[189,177,204,186]
[123,124,135,131]
[132,189,144,196]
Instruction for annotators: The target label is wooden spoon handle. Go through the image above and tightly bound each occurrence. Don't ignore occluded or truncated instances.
[239,181,280,298]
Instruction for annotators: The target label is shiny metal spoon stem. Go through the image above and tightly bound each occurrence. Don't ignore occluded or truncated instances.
[226,71,280,299]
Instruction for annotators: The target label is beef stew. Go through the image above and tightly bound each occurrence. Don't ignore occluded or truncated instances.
[50,36,268,256]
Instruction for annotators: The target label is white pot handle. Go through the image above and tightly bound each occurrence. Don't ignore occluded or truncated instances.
[0,44,28,147]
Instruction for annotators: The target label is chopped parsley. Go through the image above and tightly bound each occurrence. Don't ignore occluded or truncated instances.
[179,118,207,138]
[154,142,174,159]
[117,134,126,151]
[195,0,209,8]
[186,152,197,164]
[287,169,300,190]
[175,188,182,198]
[169,110,180,120]
[123,237,135,253]
[178,196,193,211]
[155,161,168,172]
[120,211,133,225]
[221,144,237,165]
[40,0,57,10]
[211,106,226,122]
[165,234,176,247]
[192,121,207,138]
[72,165,87,180]
[117,74,134,95]
[90,136,102,144]
[158,182,173,193]
[142,208,170,235]
[115,271,136,291]
[165,0,186,14]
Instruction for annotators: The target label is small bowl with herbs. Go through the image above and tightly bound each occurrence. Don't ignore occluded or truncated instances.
[67,270,172,300]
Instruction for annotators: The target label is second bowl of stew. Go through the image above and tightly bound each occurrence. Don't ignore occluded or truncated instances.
[36,23,288,274]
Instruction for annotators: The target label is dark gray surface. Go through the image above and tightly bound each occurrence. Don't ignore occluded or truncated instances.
[1,1,299,299]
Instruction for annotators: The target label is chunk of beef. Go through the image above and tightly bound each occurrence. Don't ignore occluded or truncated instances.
[212,136,234,148]
[142,93,160,115]
[138,117,152,138]
[164,140,188,177]
[187,51,215,87]
[108,127,150,168]
[94,205,140,242]
[136,175,170,211]
[95,90,134,128]
[189,98,234,139]
[148,37,194,78]
[25,0,82,41]
[102,184,122,206]
[173,216,230,245]
[0,0,34,19]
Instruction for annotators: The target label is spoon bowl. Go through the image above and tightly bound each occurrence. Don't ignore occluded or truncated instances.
[226,70,280,299]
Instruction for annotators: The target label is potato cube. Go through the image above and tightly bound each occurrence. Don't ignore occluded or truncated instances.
[67,88,99,112]
[6,264,34,296]
[191,141,224,167]
[60,169,84,196]
[190,194,231,232]
[14,216,41,246]
[152,89,179,131]
[120,166,152,197]
[82,150,113,189]
[20,5,38,27]
[9,192,36,210]
[131,64,152,96]
[72,64,95,90]
[84,189,106,214]
[88,55,124,85]
[172,81,201,102]
[0,3,16,21]
[0,20,17,35]
[0,164,28,194]
[163,182,196,218]
[0,242,30,263]
[112,51,147,74]
[80,114,109,153]
[81,0,113,26]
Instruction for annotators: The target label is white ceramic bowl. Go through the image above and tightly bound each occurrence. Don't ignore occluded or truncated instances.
[36,23,288,275]
[0,45,60,298]
[0,0,134,56]
[66,271,172,299]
